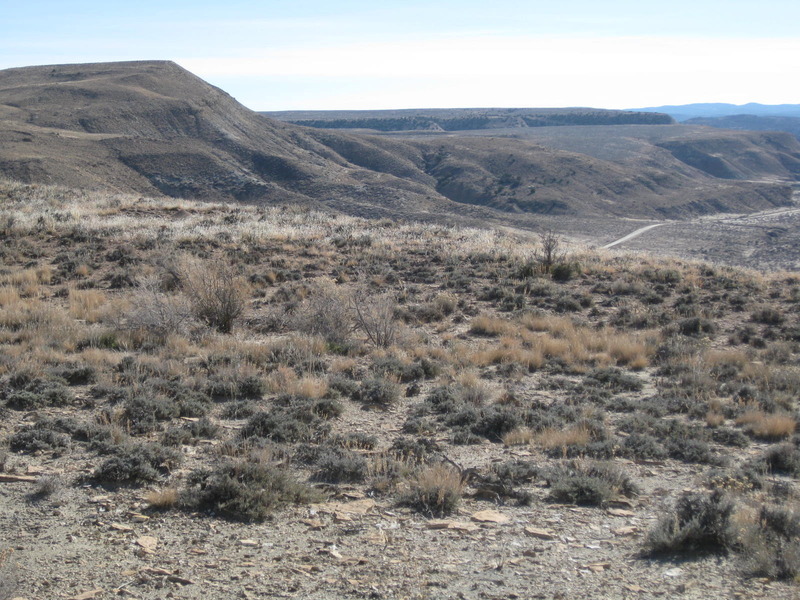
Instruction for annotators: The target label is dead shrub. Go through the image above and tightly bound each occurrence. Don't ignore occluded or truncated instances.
[125,276,193,342]
[180,257,249,333]
[350,289,398,348]
[292,281,353,346]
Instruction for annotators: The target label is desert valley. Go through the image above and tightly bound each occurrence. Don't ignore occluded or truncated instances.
[1,60,800,599]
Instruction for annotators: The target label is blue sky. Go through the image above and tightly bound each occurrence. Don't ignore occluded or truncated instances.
[2,1,798,110]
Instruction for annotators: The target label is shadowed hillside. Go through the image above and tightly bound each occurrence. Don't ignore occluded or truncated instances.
[0,61,798,223]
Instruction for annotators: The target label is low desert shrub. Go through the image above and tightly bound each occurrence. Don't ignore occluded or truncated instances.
[583,367,643,392]
[751,307,785,325]
[546,460,637,506]
[352,377,400,408]
[643,490,736,556]
[677,316,717,337]
[755,443,800,476]
[185,458,320,522]
[739,503,800,580]
[622,433,667,460]
[312,448,368,483]
[4,379,74,410]
[47,363,96,386]
[9,426,71,454]
[92,442,181,485]
[122,394,180,434]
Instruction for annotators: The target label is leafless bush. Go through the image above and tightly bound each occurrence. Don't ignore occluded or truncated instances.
[350,289,398,348]
[293,281,353,346]
[535,229,566,273]
[179,257,249,334]
[125,275,193,341]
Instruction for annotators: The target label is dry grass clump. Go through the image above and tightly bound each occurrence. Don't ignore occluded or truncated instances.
[706,411,726,427]
[146,487,180,509]
[469,314,514,337]
[399,463,464,517]
[472,313,658,373]
[68,288,108,323]
[536,425,592,451]
[470,337,544,372]
[502,427,535,446]
[736,411,797,440]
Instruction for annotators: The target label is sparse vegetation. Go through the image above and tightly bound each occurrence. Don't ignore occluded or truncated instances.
[1,181,800,598]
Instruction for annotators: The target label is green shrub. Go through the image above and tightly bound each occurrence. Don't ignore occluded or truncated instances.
[9,427,71,454]
[312,448,368,483]
[472,406,522,442]
[352,377,399,408]
[5,379,74,410]
[751,307,784,325]
[622,433,667,460]
[546,461,638,507]
[122,394,180,434]
[583,367,643,392]
[48,363,97,386]
[643,491,735,556]
[239,410,314,444]
[185,459,319,522]
[206,374,266,400]
[93,443,181,485]
[551,262,578,282]
[739,503,800,580]
[756,443,800,476]
[677,317,717,337]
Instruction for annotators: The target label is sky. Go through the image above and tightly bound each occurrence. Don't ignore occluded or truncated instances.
[2,0,799,111]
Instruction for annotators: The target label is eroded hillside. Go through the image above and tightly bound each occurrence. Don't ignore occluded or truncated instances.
[0,61,798,224]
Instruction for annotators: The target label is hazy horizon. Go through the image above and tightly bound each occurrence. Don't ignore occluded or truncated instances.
[3,1,798,111]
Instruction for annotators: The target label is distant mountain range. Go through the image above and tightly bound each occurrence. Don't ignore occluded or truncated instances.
[631,103,800,122]
[629,104,800,142]
[0,61,798,225]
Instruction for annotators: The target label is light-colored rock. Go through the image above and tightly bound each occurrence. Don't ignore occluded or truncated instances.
[426,520,479,532]
[524,527,555,540]
[135,536,158,554]
[470,510,510,524]
[67,590,104,600]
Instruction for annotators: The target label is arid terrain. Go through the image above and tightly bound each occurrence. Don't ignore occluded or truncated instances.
[2,60,800,600]
[1,180,800,599]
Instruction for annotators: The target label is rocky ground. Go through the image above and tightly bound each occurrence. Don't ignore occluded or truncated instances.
[2,182,800,600]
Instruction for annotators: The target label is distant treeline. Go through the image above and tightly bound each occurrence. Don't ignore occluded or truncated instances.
[286,111,673,132]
